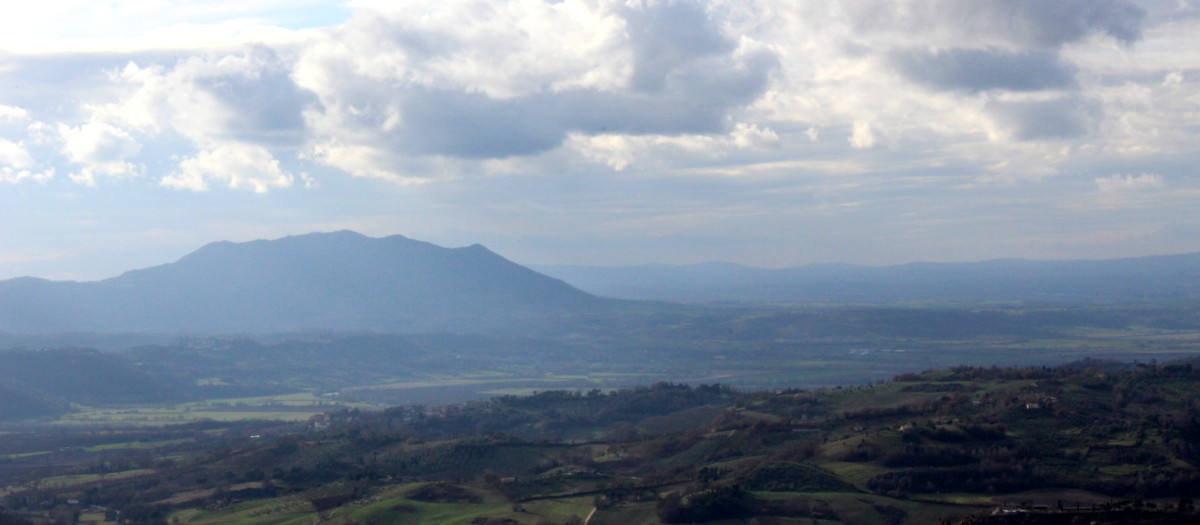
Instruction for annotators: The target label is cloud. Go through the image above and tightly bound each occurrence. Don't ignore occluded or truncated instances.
[730,123,779,150]
[863,1,1144,144]
[0,105,29,122]
[4,0,1157,194]
[59,122,143,185]
[0,103,54,183]
[960,0,1145,46]
[568,122,780,172]
[849,121,877,149]
[623,0,735,92]
[297,0,779,178]
[985,95,1101,140]
[0,138,53,183]
[848,0,1144,48]
[109,46,312,147]
[77,46,311,191]
[1095,172,1165,194]
[161,142,295,193]
[0,139,35,171]
[0,0,1172,200]
[891,48,1078,93]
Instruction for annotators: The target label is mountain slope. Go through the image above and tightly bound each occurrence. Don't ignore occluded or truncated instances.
[536,252,1200,303]
[0,348,185,408]
[0,231,613,334]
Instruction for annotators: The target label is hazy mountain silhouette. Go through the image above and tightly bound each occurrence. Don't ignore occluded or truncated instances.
[536,253,1200,303]
[0,231,611,334]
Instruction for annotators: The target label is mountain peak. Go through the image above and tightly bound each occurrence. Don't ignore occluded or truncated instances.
[0,232,611,334]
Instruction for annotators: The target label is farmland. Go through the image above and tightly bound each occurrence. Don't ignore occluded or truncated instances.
[3,360,1200,523]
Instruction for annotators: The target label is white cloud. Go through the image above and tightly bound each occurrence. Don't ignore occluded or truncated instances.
[567,122,782,172]
[0,139,34,170]
[71,46,313,190]
[849,121,877,149]
[1095,172,1166,194]
[0,105,54,183]
[0,105,29,123]
[300,142,433,185]
[296,0,779,179]
[161,142,294,193]
[0,139,53,183]
[106,47,310,147]
[731,123,779,150]
[11,0,1172,192]
[59,122,143,185]
[723,0,1152,173]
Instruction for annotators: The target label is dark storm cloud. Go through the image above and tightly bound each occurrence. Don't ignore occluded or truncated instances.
[891,48,1078,93]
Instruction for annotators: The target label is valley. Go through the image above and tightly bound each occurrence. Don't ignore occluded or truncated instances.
[2,233,1200,524]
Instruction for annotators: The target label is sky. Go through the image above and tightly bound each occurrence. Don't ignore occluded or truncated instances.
[1,0,1199,281]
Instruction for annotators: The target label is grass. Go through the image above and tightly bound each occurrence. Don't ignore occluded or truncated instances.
[347,375,581,391]
[819,461,891,490]
[77,511,118,524]
[56,408,320,425]
[176,481,599,525]
[588,501,659,525]
[912,492,999,505]
[52,392,373,426]
[2,450,50,459]
[482,387,622,396]
[172,496,316,525]
[84,438,193,452]
[337,498,511,525]
[39,469,155,488]
[916,487,1111,509]
[804,492,928,525]
[520,495,596,522]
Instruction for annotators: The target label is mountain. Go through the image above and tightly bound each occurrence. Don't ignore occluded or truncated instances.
[0,231,613,334]
[535,252,1200,303]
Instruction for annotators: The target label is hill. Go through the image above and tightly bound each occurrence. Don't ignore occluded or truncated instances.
[0,348,193,421]
[536,253,1200,303]
[0,380,68,421]
[3,362,1200,524]
[0,231,615,334]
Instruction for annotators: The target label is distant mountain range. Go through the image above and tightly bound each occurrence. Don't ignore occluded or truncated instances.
[4,232,1199,336]
[0,231,611,334]
[535,253,1200,304]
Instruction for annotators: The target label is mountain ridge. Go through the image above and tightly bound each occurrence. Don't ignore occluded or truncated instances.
[535,251,1200,303]
[0,231,612,334]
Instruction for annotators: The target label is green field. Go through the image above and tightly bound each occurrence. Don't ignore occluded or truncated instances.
[53,392,374,426]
